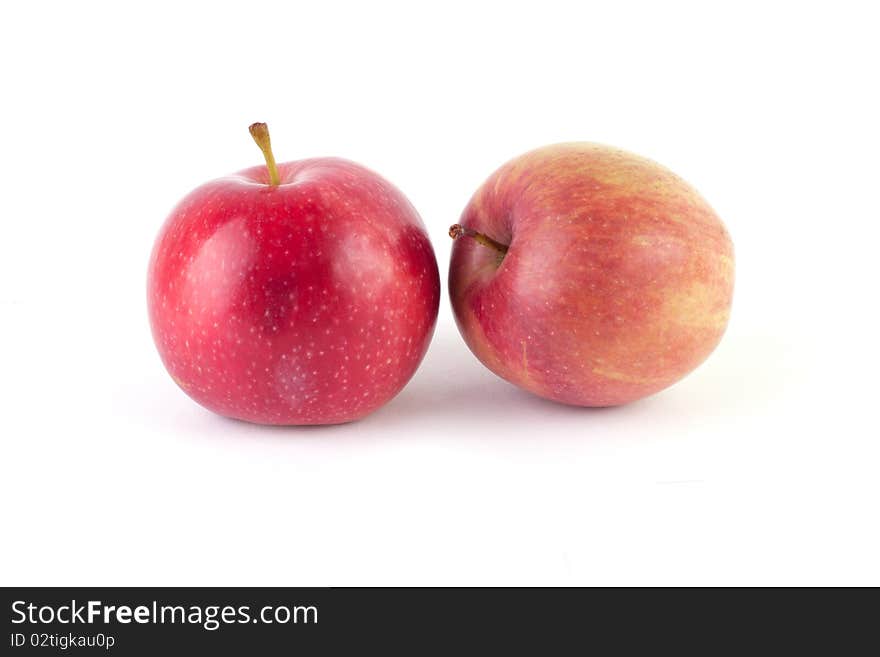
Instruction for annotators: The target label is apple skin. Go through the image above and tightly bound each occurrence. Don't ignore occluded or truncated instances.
[449,143,734,407]
[148,158,440,425]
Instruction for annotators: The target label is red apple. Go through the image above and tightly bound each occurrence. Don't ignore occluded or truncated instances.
[449,143,734,407]
[148,124,440,425]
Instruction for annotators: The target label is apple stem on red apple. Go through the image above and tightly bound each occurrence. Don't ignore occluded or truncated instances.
[248,122,281,187]
[448,223,509,255]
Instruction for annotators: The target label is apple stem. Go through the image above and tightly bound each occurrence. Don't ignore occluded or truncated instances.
[448,224,509,255]
[248,122,281,187]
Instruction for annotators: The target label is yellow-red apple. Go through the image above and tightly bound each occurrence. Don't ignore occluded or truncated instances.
[449,143,734,407]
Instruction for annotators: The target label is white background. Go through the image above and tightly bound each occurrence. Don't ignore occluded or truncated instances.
[1,1,878,586]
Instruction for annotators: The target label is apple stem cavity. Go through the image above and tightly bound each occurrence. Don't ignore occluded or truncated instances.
[248,122,281,187]
[449,224,509,256]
